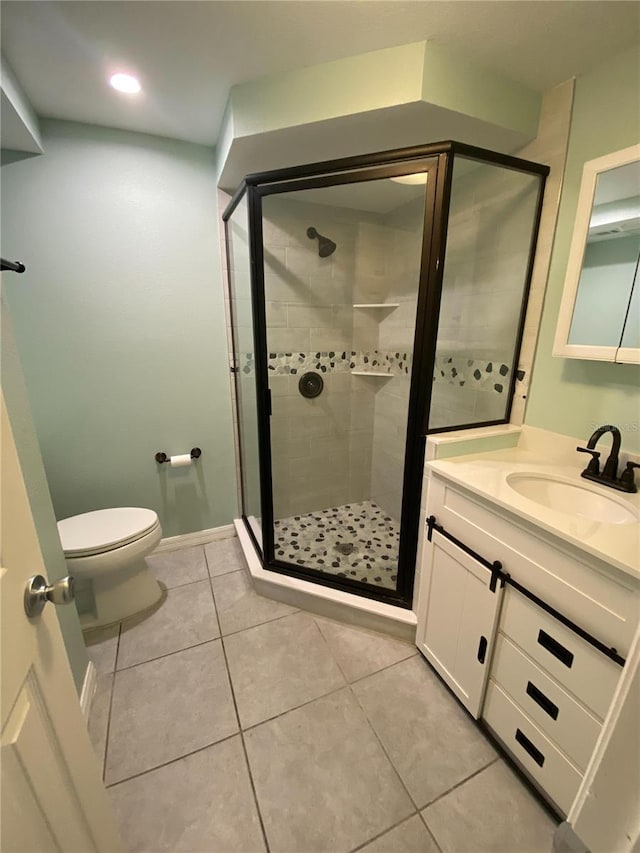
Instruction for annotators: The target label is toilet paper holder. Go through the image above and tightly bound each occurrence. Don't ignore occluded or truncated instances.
[155,448,202,464]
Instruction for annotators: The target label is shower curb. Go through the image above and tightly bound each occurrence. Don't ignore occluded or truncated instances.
[234,519,417,643]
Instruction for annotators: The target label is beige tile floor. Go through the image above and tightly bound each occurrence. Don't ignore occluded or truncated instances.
[85,537,557,853]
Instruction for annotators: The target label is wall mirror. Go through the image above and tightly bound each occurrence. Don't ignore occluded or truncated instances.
[554,144,640,363]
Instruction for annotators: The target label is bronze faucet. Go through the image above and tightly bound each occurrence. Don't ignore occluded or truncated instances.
[577,425,638,493]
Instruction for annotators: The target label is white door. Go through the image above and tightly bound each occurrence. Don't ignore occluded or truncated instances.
[416,528,503,717]
[1,393,123,852]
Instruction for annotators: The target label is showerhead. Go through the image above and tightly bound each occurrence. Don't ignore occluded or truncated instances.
[307,226,337,258]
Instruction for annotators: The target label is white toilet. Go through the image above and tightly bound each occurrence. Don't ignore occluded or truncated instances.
[57,507,162,629]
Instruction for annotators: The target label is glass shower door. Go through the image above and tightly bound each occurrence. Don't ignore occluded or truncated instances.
[225,193,263,550]
[428,156,544,431]
[258,167,435,595]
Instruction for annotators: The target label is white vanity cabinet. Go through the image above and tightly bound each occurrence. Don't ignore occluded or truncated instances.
[416,471,640,816]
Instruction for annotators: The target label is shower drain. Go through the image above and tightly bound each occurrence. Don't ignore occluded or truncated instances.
[334,542,356,556]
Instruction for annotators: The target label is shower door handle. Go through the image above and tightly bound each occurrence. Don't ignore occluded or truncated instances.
[267,389,272,416]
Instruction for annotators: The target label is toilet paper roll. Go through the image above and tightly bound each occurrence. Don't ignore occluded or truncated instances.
[169,454,193,468]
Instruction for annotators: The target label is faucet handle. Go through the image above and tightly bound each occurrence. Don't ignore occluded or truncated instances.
[577,446,600,475]
[619,461,639,493]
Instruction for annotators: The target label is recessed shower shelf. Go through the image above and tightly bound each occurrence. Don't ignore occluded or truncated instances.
[352,303,400,308]
[350,371,393,377]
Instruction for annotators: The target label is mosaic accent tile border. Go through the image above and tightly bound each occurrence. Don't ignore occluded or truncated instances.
[433,355,526,394]
[241,350,412,377]
[238,350,524,394]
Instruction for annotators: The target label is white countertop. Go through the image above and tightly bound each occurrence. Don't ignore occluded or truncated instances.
[427,446,640,580]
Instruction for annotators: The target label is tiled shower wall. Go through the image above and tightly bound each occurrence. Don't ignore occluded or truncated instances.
[262,196,381,519]
[262,191,431,522]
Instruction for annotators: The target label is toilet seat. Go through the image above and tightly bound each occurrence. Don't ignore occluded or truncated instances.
[58,508,160,557]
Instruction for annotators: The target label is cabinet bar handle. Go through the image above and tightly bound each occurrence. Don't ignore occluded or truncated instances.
[426,516,625,668]
[477,635,488,664]
[515,728,545,767]
[426,516,502,579]
[537,629,574,668]
[526,681,559,720]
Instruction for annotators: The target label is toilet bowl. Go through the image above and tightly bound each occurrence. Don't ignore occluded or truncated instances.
[57,507,162,629]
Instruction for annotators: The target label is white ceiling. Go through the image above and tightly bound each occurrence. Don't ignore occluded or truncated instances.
[1,1,639,148]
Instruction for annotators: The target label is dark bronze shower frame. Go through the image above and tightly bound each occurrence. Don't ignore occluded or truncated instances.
[223,140,549,609]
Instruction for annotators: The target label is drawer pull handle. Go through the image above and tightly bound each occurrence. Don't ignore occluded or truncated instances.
[537,629,574,668]
[526,681,559,720]
[477,635,488,664]
[515,728,545,767]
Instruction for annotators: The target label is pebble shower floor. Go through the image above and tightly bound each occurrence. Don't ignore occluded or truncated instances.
[273,500,400,589]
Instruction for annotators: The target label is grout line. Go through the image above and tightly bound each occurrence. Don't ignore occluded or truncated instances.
[114,636,222,673]
[101,622,122,782]
[219,608,300,640]
[207,572,271,853]
[310,613,417,696]
[419,756,500,811]
[311,615,350,684]
[208,566,245,581]
[417,811,444,853]
[347,650,418,686]
[348,811,419,853]
[108,600,297,675]
[240,683,348,734]
[203,539,248,582]
[203,549,224,648]
[104,731,242,789]
[111,547,244,671]
[149,573,213,592]
[348,683,421,812]
[234,722,272,853]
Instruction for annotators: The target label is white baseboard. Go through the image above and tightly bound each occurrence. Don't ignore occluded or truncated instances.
[80,661,97,721]
[154,524,236,554]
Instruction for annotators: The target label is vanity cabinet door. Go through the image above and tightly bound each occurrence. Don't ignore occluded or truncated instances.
[416,530,503,718]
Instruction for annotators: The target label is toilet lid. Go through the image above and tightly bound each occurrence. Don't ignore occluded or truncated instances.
[57,508,159,556]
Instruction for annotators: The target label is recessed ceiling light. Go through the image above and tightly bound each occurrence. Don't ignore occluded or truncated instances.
[390,174,428,185]
[109,73,141,95]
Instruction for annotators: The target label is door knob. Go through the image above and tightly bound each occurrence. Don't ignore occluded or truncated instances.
[24,574,75,618]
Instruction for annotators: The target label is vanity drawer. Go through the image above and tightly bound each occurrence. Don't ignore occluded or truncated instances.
[428,475,640,656]
[490,633,601,771]
[483,680,582,816]
[500,589,620,719]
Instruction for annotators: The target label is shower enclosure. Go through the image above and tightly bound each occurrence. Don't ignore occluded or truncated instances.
[224,142,548,608]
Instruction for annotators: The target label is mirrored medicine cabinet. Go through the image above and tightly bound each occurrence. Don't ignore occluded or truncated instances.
[554,144,640,363]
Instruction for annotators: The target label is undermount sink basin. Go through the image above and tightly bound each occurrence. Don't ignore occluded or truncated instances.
[506,472,639,525]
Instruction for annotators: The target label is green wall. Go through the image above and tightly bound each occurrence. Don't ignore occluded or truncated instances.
[228,40,539,141]
[217,40,541,188]
[526,47,640,451]
[231,42,425,137]
[2,120,237,537]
